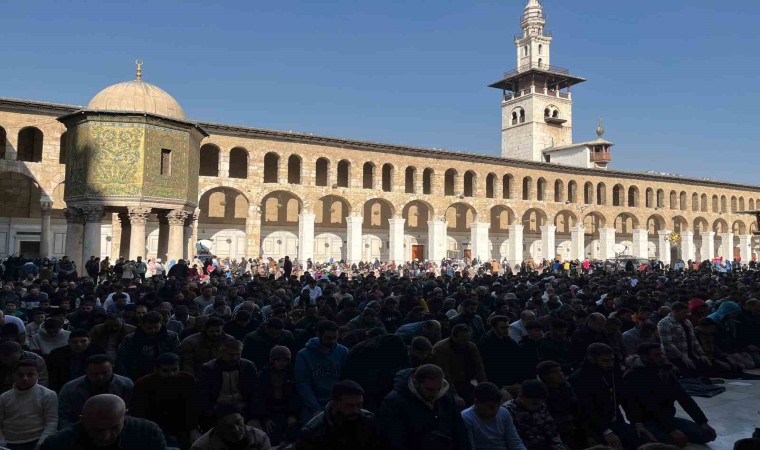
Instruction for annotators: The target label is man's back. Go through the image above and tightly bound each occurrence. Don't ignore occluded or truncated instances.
[41,416,165,450]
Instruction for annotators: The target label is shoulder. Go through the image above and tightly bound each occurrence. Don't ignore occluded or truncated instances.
[124,416,163,435]
[114,374,134,388]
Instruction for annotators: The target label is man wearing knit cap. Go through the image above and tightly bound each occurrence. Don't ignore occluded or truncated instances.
[251,345,299,445]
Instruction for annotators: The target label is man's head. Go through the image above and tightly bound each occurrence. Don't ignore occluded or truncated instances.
[317,320,339,348]
[520,310,536,322]
[473,382,504,420]
[13,359,39,391]
[462,299,478,316]
[587,312,607,332]
[638,342,665,367]
[0,341,22,367]
[31,309,46,324]
[212,403,247,444]
[265,318,284,338]
[81,394,126,447]
[105,313,123,332]
[450,324,472,348]
[269,345,291,371]
[536,360,564,387]
[69,329,91,353]
[331,380,364,422]
[517,379,548,412]
[85,355,115,386]
[586,343,615,372]
[134,305,148,322]
[420,320,441,342]
[638,321,657,339]
[140,311,163,336]
[43,318,63,337]
[412,364,446,403]
[490,316,510,339]
[204,317,225,341]
[670,302,689,321]
[219,339,243,364]
[409,336,433,364]
[525,320,544,341]
[154,352,180,378]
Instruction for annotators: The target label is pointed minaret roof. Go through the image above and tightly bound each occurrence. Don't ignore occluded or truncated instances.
[521,0,545,31]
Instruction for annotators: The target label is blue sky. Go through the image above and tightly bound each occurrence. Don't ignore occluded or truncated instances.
[2,0,759,184]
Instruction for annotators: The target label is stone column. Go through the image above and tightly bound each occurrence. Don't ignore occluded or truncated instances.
[632,228,648,258]
[508,223,523,266]
[157,213,169,262]
[185,210,200,261]
[166,210,188,262]
[427,219,448,262]
[82,206,104,261]
[64,208,84,267]
[246,207,261,258]
[720,233,734,261]
[127,207,151,261]
[598,228,616,260]
[570,226,585,260]
[298,211,316,263]
[470,222,490,262]
[540,225,556,262]
[388,217,406,263]
[346,214,363,264]
[680,231,695,263]
[700,231,715,261]
[657,230,672,265]
[39,198,53,258]
[739,235,752,263]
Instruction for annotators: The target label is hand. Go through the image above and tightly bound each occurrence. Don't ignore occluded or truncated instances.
[635,423,657,443]
[670,429,689,447]
[682,356,696,369]
[701,422,717,442]
[604,432,623,450]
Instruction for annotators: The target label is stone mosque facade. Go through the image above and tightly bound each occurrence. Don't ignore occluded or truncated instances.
[0,0,758,267]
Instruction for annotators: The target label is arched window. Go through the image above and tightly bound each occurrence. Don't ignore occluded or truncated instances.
[537,178,547,201]
[721,195,727,213]
[731,196,737,213]
[315,158,329,186]
[552,109,559,118]
[538,58,543,67]
[680,192,687,211]
[597,183,607,205]
[519,109,525,123]
[264,152,280,183]
[701,194,708,212]
[523,45,528,56]
[337,160,350,187]
[669,191,677,210]
[463,171,476,197]
[486,173,496,199]
[286,155,300,184]
[199,144,220,176]
[567,181,578,203]
[751,199,756,210]
[445,169,458,196]
[645,188,654,208]
[363,163,374,189]
[583,182,593,205]
[503,175,513,199]
[17,127,43,162]
[0,126,6,159]
[544,108,550,117]
[538,44,543,55]
[739,197,745,211]
[59,132,68,165]
[405,167,416,194]
[712,195,719,213]
[522,177,533,200]
[423,168,433,195]
[613,184,625,207]
[511,112,518,126]
[628,186,639,207]
[228,147,248,179]
[554,180,564,203]
[382,163,393,192]
[656,189,665,208]
[692,193,699,212]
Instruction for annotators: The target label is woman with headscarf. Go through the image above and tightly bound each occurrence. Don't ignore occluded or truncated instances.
[709,301,755,369]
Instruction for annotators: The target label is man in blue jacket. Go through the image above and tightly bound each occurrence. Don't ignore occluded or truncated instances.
[294,320,348,424]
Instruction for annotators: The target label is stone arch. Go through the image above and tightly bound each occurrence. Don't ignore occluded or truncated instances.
[364,198,395,228]
[656,189,665,208]
[612,184,625,207]
[554,179,564,203]
[315,157,330,187]
[59,131,68,165]
[671,215,689,233]
[405,166,417,194]
[490,205,515,232]
[701,194,708,212]
[362,162,375,189]
[228,147,249,179]
[721,195,727,213]
[645,188,654,208]
[693,217,709,234]
[731,196,738,213]
[647,214,666,235]
[444,169,458,196]
[732,220,747,235]
[711,195,719,213]
[614,212,639,235]
[264,152,280,183]
[502,174,514,199]
[0,172,43,218]
[537,177,547,201]
[463,170,477,197]
[485,173,497,199]
[554,210,578,234]
[403,200,433,229]
[288,154,303,184]
[739,197,746,212]
[713,218,729,234]
[679,191,687,211]
[315,195,351,225]
[628,186,639,207]
[17,126,43,162]
[583,211,606,230]
[583,182,593,204]
[422,168,434,195]
[261,191,302,224]
[522,176,533,200]
[692,193,699,212]
[381,163,394,192]
[199,186,250,224]
[199,144,220,176]
[567,180,578,203]
[523,208,548,233]
[337,159,350,188]
[596,182,607,205]
[446,202,477,231]
[669,190,678,210]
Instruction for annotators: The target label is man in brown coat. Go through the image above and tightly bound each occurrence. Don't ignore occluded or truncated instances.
[432,323,486,406]
[179,317,233,376]
[88,313,136,361]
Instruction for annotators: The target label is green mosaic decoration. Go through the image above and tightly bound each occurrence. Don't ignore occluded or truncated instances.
[142,126,189,200]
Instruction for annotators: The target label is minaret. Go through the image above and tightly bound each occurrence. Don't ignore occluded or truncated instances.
[489,0,586,161]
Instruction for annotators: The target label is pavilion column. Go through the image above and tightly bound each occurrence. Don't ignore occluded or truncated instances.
[64,207,84,267]
[157,213,169,262]
[720,233,735,261]
[82,206,104,261]
[508,223,523,266]
[298,211,316,263]
[346,214,363,264]
[657,230,672,265]
[166,210,188,263]
[388,217,406,263]
[680,231,695,263]
[739,235,752,263]
[39,198,53,258]
[427,219,447,263]
[632,228,648,259]
[184,210,200,260]
[540,224,556,262]
[701,231,716,261]
[246,207,261,258]
[470,222,490,262]
[570,225,585,261]
[598,227,616,260]
[127,207,151,261]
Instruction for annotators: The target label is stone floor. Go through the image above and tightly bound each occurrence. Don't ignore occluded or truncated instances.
[677,372,760,449]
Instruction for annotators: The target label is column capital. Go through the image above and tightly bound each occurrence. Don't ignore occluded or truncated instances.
[298,211,316,220]
[346,214,363,224]
[40,200,53,214]
[508,223,524,232]
[681,230,694,237]
[540,224,556,233]
[701,231,716,238]
[81,206,104,223]
[63,207,83,223]
[127,207,152,225]
[657,229,672,237]
[166,209,189,226]
[721,232,734,238]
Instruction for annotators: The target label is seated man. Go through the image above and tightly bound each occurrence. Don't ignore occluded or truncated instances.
[41,394,165,450]
[624,343,717,447]
[179,317,233,376]
[0,341,48,393]
[47,329,105,392]
[432,324,486,406]
[461,382,526,450]
[0,360,58,449]
[29,318,70,356]
[622,321,660,357]
[117,311,181,380]
[191,403,271,450]
[296,380,387,450]
[504,380,565,450]
[537,361,584,449]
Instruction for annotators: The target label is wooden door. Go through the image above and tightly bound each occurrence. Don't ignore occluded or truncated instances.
[411,245,424,261]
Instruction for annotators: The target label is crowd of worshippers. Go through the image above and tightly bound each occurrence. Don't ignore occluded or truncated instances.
[3,255,760,449]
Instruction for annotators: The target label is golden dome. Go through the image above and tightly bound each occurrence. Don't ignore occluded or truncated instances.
[87,61,186,121]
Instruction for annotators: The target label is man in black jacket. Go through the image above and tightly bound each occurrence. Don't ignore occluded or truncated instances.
[624,343,717,447]
[47,328,105,392]
[296,380,387,450]
[116,311,181,380]
[569,343,639,450]
[570,312,610,363]
[242,318,296,370]
[478,315,523,389]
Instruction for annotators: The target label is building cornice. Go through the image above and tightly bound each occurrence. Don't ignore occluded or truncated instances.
[1,96,758,192]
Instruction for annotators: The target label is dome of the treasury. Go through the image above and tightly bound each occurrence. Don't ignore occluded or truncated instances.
[86,60,187,121]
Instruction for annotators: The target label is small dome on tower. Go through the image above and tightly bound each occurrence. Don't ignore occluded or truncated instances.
[87,60,187,121]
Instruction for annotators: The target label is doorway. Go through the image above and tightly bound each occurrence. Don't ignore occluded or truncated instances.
[464,249,472,260]
[19,241,40,259]
[411,245,424,262]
